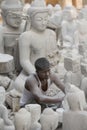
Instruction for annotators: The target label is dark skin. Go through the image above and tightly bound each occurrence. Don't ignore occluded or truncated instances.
[25,68,65,104]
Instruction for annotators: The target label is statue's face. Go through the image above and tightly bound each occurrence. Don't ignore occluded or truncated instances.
[63,9,77,21]
[31,12,48,31]
[6,10,22,28]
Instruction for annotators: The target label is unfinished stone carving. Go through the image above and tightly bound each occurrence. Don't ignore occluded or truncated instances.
[61,6,78,51]
[14,108,31,130]
[63,83,87,111]
[40,108,58,130]
[63,87,87,130]
[64,54,82,88]
[78,19,87,56]
[25,104,41,130]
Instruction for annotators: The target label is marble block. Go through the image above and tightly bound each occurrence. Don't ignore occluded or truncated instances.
[64,55,80,72]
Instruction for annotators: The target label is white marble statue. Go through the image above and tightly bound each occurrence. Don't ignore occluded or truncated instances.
[47,4,53,16]
[40,108,59,130]
[0,86,15,130]
[63,85,87,130]
[64,54,82,88]
[14,108,31,130]
[78,5,87,20]
[61,6,78,50]
[25,104,41,130]
[63,83,87,111]
[1,0,26,73]
[78,19,87,56]
[9,0,59,97]
[47,4,62,41]
[47,4,62,29]
[23,3,31,15]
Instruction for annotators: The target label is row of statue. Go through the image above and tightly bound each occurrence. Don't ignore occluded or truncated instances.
[0,0,87,130]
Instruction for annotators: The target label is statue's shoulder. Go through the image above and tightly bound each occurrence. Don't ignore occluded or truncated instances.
[20,30,32,39]
[46,28,56,36]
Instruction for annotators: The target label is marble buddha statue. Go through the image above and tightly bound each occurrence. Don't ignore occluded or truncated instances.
[79,5,87,20]
[9,0,59,97]
[61,6,78,51]
[64,53,82,88]
[14,108,31,130]
[63,83,87,130]
[63,83,87,111]
[1,0,26,73]
[40,108,59,130]
[78,18,87,56]
[25,104,41,130]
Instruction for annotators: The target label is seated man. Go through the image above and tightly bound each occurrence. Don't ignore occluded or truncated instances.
[20,57,65,109]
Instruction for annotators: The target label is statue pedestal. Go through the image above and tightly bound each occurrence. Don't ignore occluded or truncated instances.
[0,53,14,74]
[64,55,80,72]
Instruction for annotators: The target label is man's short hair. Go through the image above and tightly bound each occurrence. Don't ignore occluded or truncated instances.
[35,57,50,71]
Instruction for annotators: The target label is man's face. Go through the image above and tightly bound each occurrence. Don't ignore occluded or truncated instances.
[6,10,22,28]
[31,12,48,32]
[37,69,50,80]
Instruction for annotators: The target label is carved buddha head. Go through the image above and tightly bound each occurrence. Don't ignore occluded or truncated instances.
[1,0,23,28]
[28,0,49,32]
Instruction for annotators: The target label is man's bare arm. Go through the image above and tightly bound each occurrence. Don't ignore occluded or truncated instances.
[25,76,64,104]
[50,73,65,93]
